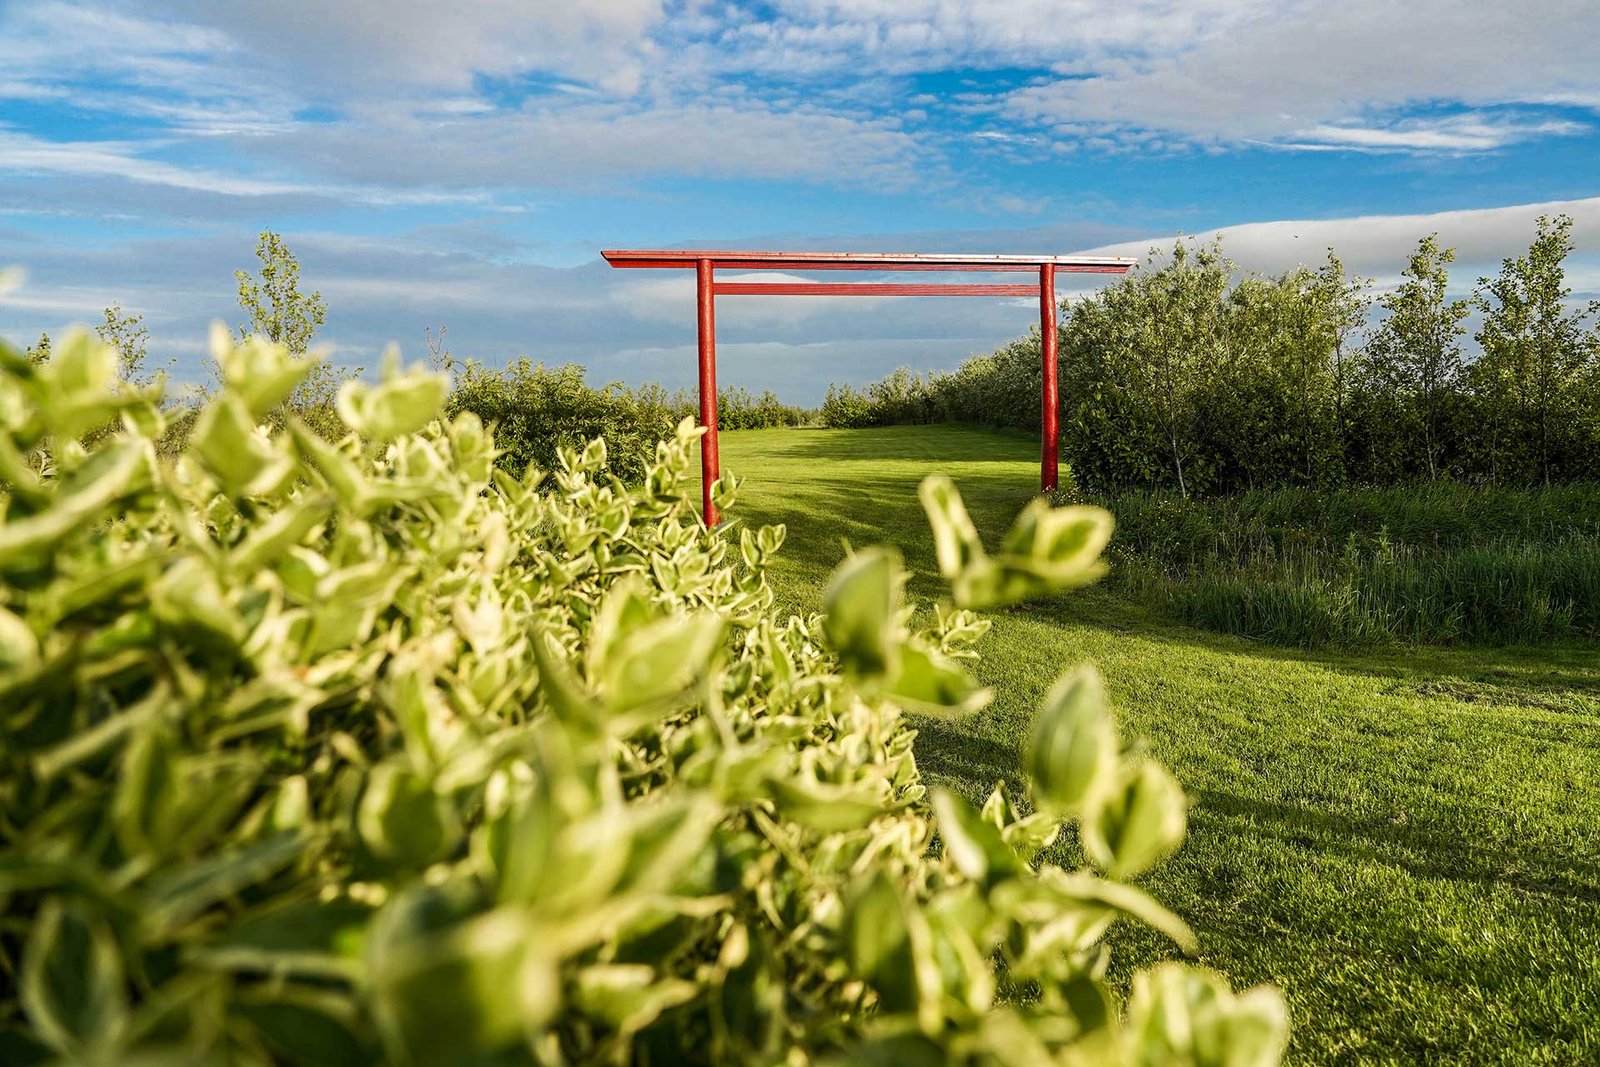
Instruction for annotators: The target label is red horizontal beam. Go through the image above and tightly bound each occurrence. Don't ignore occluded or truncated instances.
[603,249,1136,273]
[621,258,1040,273]
[714,282,1042,297]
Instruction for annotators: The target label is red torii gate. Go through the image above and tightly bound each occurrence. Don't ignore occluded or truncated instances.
[601,249,1136,525]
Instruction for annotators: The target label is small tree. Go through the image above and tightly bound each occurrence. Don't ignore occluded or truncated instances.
[1472,214,1600,484]
[1364,234,1470,479]
[1122,241,1231,497]
[25,333,50,365]
[234,231,347,435]
[236,231,327,352]
[95,303,151,385]
[1311,250,1373,445]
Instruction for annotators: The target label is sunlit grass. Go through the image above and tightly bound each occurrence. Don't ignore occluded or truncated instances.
[715,423,1600,1065]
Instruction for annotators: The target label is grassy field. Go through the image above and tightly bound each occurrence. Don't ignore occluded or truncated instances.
[713,424,1600,1065]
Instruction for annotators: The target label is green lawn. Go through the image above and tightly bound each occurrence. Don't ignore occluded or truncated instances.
[713,424,1600,1065]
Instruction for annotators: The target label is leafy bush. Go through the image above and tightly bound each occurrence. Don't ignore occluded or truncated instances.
[0,328,1286,1065]
[820,369,950,429]
[714,385,812,430]
[446,359,682,483]
[449,362,809,484]
[820,381,877,428]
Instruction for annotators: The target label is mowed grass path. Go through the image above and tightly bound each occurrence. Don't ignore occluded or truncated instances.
[712,424,1600,1065]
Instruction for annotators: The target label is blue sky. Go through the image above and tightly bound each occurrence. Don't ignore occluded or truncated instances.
[1,0,1597,402]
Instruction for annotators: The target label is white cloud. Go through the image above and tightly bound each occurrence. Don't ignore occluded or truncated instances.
[142,0,667,96]
[1083,195,1600,288]
[0,2,295,135]
[704,0,1264,76]
[1005,0,1600,148]
[256,100,926,189]
[1278,116,1589,154]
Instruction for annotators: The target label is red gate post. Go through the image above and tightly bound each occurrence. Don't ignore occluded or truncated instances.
[1039,262,1059,492]
[696,258,722,526]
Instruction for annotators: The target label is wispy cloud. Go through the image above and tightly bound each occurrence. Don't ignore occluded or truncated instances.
[0,128,485,205]
[1084,195,1600,283]
[1274,115,1590,154]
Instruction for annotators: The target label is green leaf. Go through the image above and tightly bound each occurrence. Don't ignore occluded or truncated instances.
[768,775,887,833]
[843,873,915,1011]
[190,393,286,497]
[710,471,742,513]
[531,629,604,725]
[19,899,126,1058]
[36,330,121,439]
[0,441,150,569]
[1124,963,1288,1067]
[369,902,558,1062]
[921,481,1113,610]
[822,547,901,677]
[1025,666,1119,815]
[918,474,985,579]
[217,330,318,418]
[150,558,246,653]
[1043,870,1197,955]
[235,994,370,1067]
[999,499,1114,586]
[288,418,366,502]
[0,605,39,671]
[357,763,462,869]
[843,872,942,1032]
[335,356,449,441]
[931,788,1021,885]
[144,833,305,935]
[575,964,697,1035]
[232,496,335,571]
[601,613,725,716]
[885,642,993,718]
[1081,760,1188,879]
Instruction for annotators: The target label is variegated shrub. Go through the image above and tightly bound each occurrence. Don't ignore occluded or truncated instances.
[0,327,1286,1066]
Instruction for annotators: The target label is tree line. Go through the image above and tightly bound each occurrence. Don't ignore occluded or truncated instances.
[823,216,1600,494]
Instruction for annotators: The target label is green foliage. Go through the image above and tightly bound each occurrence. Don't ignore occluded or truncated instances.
[94,303,152,386]
[1471,214,1600,484]
[830,219,1600,492]
[447,359,682,484]
[235,231,350,439]
[1092,482,1600,645]
[821,369,947,429]
[449,362,810,486]
[713,384,812,430]
[1362,235,1472,480]
[235,231,328,354]
[820,381,879,428]
[0,330,1285,1064]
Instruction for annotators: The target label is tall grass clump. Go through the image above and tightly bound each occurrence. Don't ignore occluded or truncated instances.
[1091,484,1600,647]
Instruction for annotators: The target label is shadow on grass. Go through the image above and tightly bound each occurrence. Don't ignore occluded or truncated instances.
[914,707,1600,905]
[1010,589,1600,706]
[1190,788,1600,904]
